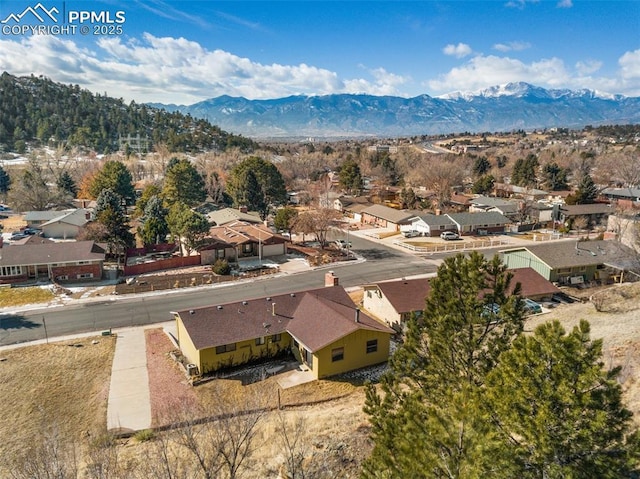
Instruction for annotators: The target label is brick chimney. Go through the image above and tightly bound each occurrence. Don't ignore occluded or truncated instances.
[325,271,339,287]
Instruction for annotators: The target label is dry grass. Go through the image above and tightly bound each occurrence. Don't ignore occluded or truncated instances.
[0,286,55,307]
[527,282,640,424]
[0,336,116,461]
[0,215,26,232]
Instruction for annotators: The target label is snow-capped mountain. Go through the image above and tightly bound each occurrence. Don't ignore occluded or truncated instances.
[150,83,640,138]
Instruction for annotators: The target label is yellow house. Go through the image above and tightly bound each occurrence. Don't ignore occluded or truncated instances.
[174,283,394,380]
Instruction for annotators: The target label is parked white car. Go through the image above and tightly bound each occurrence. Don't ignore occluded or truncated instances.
[402,230,421,238]
[440,231,460,240]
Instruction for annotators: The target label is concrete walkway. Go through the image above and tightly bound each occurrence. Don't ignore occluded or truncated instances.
[107,328,151,433]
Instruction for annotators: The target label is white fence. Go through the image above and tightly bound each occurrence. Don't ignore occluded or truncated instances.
[392,238,511,255]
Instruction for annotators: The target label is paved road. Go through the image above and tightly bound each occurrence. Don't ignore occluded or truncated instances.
[0,233,436,346]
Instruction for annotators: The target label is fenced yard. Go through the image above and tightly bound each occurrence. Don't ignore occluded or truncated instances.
[393,237,511,254]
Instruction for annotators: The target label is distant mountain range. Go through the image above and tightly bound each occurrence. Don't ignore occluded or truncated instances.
[150,82,640,138]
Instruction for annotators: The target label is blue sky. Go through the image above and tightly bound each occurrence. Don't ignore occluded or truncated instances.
[0,0,638,104]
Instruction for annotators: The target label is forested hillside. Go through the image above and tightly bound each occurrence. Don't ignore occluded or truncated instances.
[0,72,257,154]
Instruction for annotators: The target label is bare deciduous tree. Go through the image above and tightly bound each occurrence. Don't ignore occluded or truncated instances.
[275,411,308,479]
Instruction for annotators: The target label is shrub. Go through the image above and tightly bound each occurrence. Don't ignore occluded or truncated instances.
[134,429,155,442]
[212,259,231,275]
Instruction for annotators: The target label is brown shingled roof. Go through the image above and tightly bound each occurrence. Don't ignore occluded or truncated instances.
[177,286,393,351]
[375,278,431,314]
[508,267,560,298]
[0,241,105,267]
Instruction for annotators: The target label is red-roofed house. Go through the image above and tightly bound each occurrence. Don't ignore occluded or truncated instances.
[174,275,394,379]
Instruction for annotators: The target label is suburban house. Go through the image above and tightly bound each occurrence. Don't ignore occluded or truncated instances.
[0,241,105,284]
[494,183,549,201]
[363,277,431,328]
[361,204,414,230]
[207,221,287,264]
[39,209,91,239]
[198,239,237,265]
[529,202,555,226]
[24,210,73,228]
[403,213,457,237]
[557,203,613,228]
[500,240,639,285]
[334,196,373,221]
[601,187,640,209]
[446,211,511,236]
[174,273,394,379]
[206,207,262,226]
[362,269,558,329]
[469,196,521,220]
[447,193,473,211]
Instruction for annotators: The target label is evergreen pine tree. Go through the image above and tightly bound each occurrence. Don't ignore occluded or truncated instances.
[363,253,526,478]
[574,173,598,204]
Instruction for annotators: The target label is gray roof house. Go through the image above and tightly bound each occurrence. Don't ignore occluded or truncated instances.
[40,209,91,239]
[405,213,457,237]
[206,208,262,226]
[469,196,520,218]
[446,211,510,235]
[500,240,639,285]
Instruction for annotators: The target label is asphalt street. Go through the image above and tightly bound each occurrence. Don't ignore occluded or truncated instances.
[0,233,444,346]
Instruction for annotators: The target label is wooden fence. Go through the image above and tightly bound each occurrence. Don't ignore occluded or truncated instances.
[123,255,202,276]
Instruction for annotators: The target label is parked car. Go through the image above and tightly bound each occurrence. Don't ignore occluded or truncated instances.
[523,298,542,314]
[10,233,27,241]
[402,230,421,238]
[440,231,460,240]
[22,228,41,236]
[335,239,352,248]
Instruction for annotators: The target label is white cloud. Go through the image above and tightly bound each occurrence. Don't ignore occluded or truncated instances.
[575,60,602,75]
[443,43,472,58]
[619,49,640,80]
[557,0,573,8]
[493,41,531,52]
[428,50,640,98]
[0,34,411,103]
[428,55,569,92]
[505,0,540,9]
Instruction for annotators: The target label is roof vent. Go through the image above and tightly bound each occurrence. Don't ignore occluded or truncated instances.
[266,297,272,301]
[290,293,295,297]
[242,301,248,305]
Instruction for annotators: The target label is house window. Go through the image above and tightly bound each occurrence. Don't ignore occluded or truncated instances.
[56,275,69,281]
[271,334,282,342]
[216,249,225,259]
[577,266,587,272]
[77,273,94,279]
[366,339,378,354]
[255,337,265,346]
[215,343,236,354]
[1,266,22,276]
[243,244,252,254]
[77,260,91,265]
[332,347,344,362]
[293,339,299,348]
[557,268,571,274]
